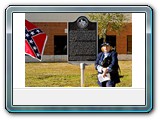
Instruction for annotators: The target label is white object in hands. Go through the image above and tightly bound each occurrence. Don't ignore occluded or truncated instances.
[98,73,111,83]
[97,65,103,73]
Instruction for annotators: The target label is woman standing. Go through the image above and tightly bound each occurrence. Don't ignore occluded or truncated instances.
[95,42,120,87]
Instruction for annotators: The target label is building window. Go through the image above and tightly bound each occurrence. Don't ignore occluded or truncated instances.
[54,35,67,55]
[127,35,132,54]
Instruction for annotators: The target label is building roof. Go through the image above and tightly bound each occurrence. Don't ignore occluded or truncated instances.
[26,13,132,23]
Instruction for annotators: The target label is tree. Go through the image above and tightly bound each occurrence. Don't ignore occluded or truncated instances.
[87,13,129,42]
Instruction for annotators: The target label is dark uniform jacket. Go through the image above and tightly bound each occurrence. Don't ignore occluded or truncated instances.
[95,50,120,83]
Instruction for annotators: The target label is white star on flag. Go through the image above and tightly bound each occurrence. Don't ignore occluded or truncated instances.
[33,46,37,50]
[37,53,40,57]
[31,31,35,35]
[29,40,33,44]
[36,29,40,33]
[26,33,29,37]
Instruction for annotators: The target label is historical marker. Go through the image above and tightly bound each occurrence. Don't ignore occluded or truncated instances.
[68,16,97,63]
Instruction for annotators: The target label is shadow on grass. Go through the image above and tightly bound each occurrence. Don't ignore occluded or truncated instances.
[119,75,124,78]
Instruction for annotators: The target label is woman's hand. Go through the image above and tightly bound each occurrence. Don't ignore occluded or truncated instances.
[102,68,109,78]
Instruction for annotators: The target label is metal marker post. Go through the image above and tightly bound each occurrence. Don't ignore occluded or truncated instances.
[80,63,85,87]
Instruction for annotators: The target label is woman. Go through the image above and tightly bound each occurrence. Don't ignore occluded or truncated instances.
[95,42,120,87]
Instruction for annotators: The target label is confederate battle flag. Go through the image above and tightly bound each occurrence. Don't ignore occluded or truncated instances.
[25,20,47,61]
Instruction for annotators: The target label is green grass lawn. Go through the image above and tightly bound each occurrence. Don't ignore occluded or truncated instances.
[25,61,132,87]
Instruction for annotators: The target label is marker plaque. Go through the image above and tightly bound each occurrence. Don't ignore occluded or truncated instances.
[68,16,97,63]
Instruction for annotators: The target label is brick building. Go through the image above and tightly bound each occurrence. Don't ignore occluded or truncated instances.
[25,13,132,62]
